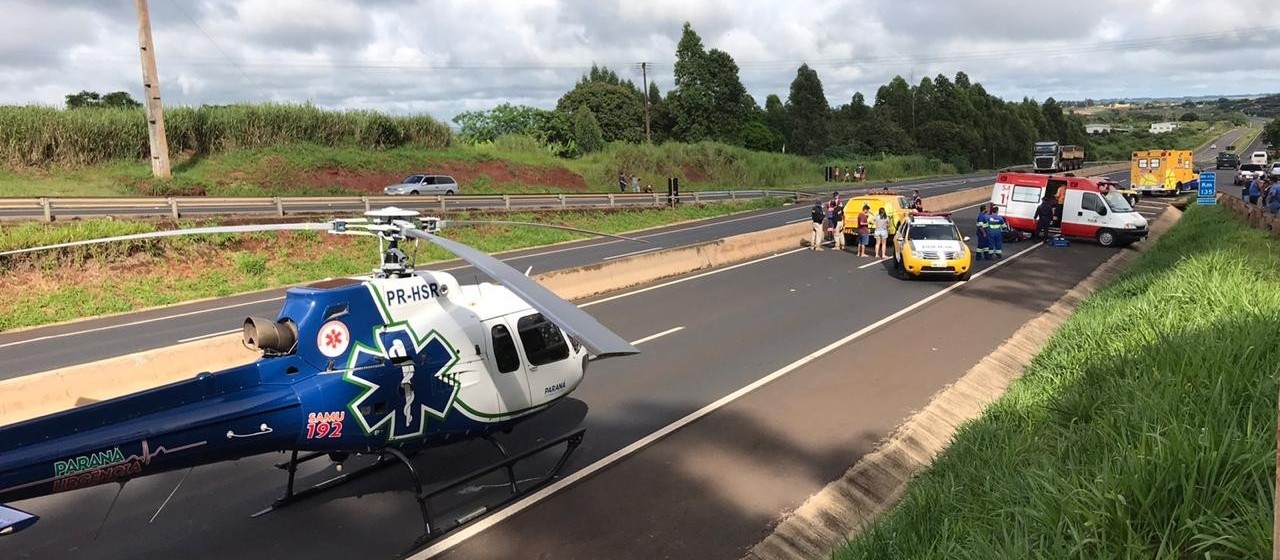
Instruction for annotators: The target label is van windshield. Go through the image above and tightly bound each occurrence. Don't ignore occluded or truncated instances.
[1102,191,1134,213]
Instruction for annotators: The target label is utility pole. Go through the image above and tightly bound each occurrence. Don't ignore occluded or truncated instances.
[641,62,651,143]
[135,0,171,178]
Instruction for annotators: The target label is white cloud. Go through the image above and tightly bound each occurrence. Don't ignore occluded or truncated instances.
[0,0,1276,121]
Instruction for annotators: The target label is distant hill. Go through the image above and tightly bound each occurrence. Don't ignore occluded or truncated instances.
[1221,94,1280,118]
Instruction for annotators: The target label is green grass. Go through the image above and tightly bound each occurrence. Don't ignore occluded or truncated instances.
[837,204,1280,559]
[0,103,451,169]
[0,198,785,330]
[1088,120,1225,161]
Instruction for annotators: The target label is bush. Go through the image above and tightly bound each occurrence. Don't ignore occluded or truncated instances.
[0,103,453,168]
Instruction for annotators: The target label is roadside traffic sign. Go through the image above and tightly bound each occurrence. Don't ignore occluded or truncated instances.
[1197,171,1216,205]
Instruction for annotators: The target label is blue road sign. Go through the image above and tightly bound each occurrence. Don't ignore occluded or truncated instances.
[1198,171,1216,205]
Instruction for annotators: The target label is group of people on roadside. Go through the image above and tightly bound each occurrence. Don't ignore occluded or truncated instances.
[974,203,1009,260]
[617,171,654,194]
[809,192,893,258]
[1243,175,1280,215]
[831,165,867,183]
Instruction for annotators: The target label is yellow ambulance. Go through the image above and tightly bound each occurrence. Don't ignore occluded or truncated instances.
[1130,149,1198,196]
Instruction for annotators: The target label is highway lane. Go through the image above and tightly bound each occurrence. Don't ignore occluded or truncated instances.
[0,179,1160,560]
[0,169,1027,379]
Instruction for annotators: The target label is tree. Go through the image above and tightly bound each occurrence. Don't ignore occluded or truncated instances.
[65,90,141,109]
[785,63,831,155]
[647,81,673,143]
[763,94,788,147]
[452,103,552,143]
[1179,111,1199,122]
[556,80,645,143]
[1263,118,1280,151]
[666,22,753,144]
[573,105,605,154]
[873,76,914,132]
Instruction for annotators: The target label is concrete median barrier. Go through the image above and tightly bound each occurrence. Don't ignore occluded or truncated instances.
[0,187,1010,425]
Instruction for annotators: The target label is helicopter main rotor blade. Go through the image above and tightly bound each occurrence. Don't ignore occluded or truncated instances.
[403,228,639,358]
[0,222,336,258]
[444,220,650,244]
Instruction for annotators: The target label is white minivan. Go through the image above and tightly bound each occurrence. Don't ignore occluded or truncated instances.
[1251,151,1269,165]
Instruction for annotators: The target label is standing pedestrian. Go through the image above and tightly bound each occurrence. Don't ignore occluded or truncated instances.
[856,204,871,257]
[1267,179,1280,215]
[910,190,924,212]
[975,204,990,260]
[618,171,627,193]
[1248,177,1262,205]
[810,201,825,251]
[1034,197,1055,240]
[873,207,890,258]
[987,206,1008,260]
[631,175,641,193]
[832,200,846,251]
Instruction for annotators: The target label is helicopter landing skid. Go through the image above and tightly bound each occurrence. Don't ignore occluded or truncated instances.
[250,427,587,550]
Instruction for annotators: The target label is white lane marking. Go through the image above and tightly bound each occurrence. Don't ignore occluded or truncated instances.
[629,326,684,345]
[580,248,808,308]
[785,218,809,224]
[604,247,662,261]
[0,296,286,349]
[177,328,239,343]
[858,257,892,269]
[410,240,1045,559]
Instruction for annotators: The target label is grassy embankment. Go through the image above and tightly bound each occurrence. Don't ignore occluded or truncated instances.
[0,198,784,331]
[838,204,1279,559]
[1087,120,1230,161]
[0,104,956,198]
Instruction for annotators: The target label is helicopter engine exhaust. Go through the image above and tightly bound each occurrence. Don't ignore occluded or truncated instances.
[243,316,297,354]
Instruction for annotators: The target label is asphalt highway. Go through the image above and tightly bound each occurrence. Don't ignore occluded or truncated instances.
[0,168,1039,379]
[0,167,1175,560]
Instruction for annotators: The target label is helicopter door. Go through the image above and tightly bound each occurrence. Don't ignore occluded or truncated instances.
[484,319,534,415]
[514,313,584,408]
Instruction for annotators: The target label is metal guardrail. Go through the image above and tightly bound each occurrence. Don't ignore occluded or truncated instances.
[0,190,804,222]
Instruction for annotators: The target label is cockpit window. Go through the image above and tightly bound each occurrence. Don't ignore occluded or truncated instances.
[517,314,569,366]
[491,324,520,373]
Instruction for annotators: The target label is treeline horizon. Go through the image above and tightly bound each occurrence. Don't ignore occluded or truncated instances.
[452,22,1092,172]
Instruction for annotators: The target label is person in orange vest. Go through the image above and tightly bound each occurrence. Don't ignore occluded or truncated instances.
[1053,186,1067,227]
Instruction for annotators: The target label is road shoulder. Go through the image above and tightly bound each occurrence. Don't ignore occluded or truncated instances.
[745,206,1182,560]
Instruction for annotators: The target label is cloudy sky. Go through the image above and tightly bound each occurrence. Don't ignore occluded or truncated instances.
[2,0,1278,123]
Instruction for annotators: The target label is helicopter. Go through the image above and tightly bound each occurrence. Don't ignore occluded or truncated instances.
[0,207,645,545]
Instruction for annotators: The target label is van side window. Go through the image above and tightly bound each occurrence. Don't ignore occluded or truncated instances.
[516,313,569,366]
[1150,159,1160,169]
[441,176,456,185]
[491,324,520,373]
[1081,193,1104,214]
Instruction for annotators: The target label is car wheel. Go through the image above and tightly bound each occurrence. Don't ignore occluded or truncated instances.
[1096,229,1118,247]
[445,190,455,195]
[958,269,972,282]
[410,190,419,195]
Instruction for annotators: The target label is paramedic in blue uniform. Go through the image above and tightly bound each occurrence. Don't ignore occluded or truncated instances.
[974,204,990,260]
[986,205,1008,259]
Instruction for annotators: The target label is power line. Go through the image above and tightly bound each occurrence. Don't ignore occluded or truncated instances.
[163,0,269,100]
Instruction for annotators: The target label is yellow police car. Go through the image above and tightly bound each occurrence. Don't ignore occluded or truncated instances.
[892,212,973,281]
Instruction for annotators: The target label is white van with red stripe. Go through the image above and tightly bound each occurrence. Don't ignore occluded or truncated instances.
[990,172,1149,247]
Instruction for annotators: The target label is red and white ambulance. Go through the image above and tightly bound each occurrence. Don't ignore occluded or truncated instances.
[989,172,1149,247]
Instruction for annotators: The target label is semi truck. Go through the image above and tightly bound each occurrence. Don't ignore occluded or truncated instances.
[1032,141,1085,173]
